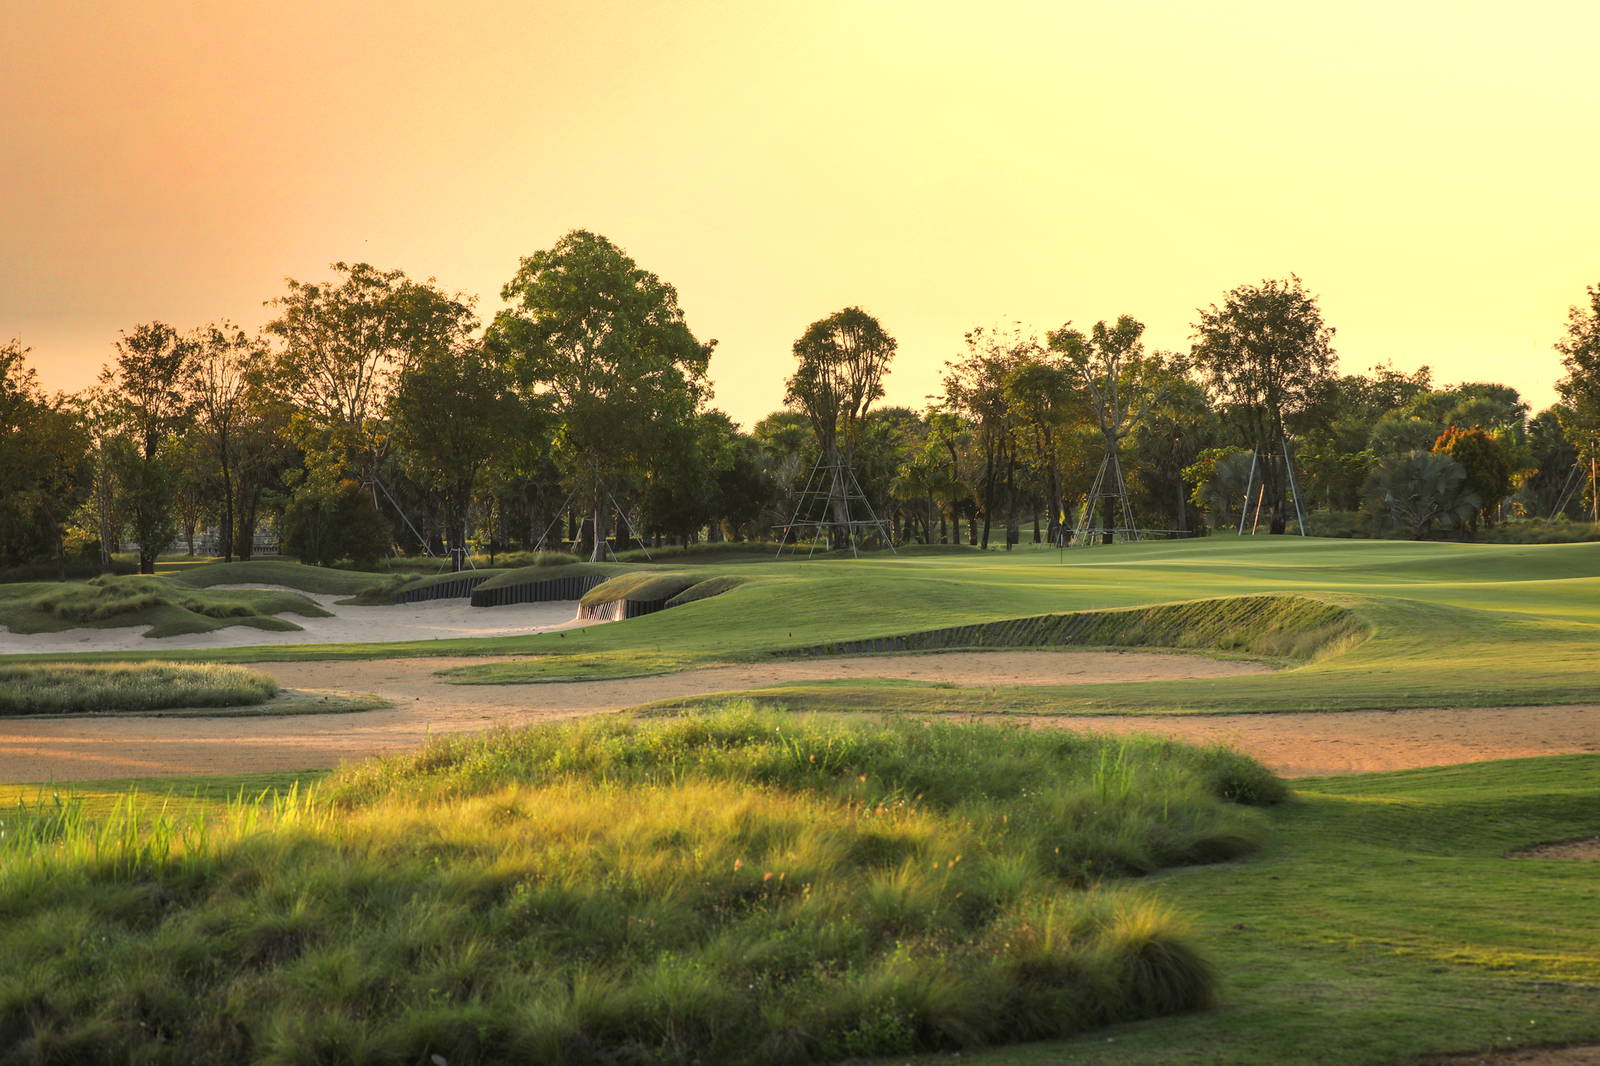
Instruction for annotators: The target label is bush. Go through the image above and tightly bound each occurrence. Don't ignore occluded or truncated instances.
[0,557,135,584]
[282,482,390,568]
[1476,518,1600,544]
[1303,509,1372,539]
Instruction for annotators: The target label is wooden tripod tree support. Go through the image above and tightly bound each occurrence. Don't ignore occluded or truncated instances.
[1236,437,1311,536]
[774,454,897,558]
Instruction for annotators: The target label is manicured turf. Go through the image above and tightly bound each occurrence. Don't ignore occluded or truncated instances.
[945,753,1600,1066]
[8,538,1600,717]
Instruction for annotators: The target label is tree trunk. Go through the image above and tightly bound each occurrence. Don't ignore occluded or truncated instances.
[235,485,260,561]
[590,482,610,562]
[826,442,850,550]
[1003,454,1018,550]
[979,447,995,550]
[219,469,235,562]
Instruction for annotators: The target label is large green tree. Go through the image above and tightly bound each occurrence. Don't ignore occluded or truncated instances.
[784,307,897,548]
[183,323,268,561]
[1364,451,1479,540]
[1554,283,1600,520]
[101,323,193,573]
[491,231,713,560]
[1003,351,1079,545]
[266,262,478,485]
[390,343,521,569]
[1048,316,1171,543]
[941,327,1035,549]
[1190,276,1336,533]
[0,341,90,569]
[1431,425,1512,528]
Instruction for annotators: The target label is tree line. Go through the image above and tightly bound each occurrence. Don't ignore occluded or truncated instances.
[4,231,1600,576]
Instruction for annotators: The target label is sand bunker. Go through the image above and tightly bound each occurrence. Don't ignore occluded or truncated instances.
[0,587,596,653]
[1,649,1596,784]
[0,650,1263,781]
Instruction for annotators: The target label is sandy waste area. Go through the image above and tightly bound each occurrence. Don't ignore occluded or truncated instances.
[1,591,1597,790]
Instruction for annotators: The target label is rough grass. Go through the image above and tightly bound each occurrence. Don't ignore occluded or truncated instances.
[0,662,278,715]
[9,752,1596,1066]
[783,594,1367,663]
[490,549,582,568]
[0,709,1280,1064]
[0,575,330,638]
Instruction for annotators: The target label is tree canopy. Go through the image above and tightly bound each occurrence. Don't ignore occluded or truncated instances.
[1190,276,1336,532]
[491,230,713,559]
[785,307,897,460]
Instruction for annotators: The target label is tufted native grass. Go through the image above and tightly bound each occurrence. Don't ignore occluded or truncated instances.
[0,707,1279,1064]
[0,661,279,716]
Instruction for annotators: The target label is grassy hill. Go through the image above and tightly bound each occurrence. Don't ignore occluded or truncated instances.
[4,732,1593,1065]
[0,709,1280,1063]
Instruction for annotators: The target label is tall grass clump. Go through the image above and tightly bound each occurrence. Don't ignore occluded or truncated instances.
[490,549,583,568]
[0,709,1281,1063]
[613,541,785,562]
[0,663,279,715]
[0,573,329,637]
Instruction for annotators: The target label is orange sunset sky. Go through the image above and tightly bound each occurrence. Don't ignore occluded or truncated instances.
[3,0,1598,426]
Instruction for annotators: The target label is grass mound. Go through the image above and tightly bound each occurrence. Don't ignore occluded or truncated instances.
[0,576,331,638]
[788,594,1366,663]
[169,560,396,597]
[472,562,618,593]
[0,710,1282,1063]
[579,571,701,609]
[0,662,278,715]
[665,575,746,607]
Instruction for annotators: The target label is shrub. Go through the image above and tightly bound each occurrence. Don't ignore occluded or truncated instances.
[1476,518,1600,544]
[282,481,390,569]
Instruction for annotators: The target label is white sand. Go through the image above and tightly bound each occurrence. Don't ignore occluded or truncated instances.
[0,585,595,654]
